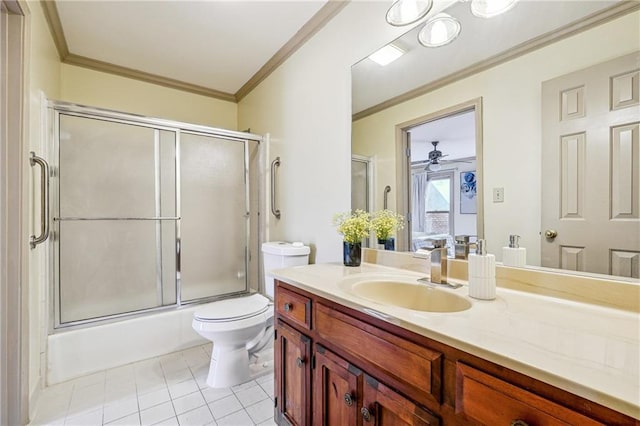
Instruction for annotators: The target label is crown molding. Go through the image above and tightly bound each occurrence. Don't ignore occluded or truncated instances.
[41,0,68,60]
[235,0,349,101]
[352,1,640,122]
[40,0,348,104]
[63,53,237,102]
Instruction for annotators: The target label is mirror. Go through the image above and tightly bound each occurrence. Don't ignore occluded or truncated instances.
[351,0,640,279]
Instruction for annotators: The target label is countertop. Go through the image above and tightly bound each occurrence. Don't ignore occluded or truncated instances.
[272,262,640,420]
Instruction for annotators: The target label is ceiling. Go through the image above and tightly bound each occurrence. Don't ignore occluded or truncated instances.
[352,0,630,117]
[410,109,475,163]
[46,0,340,102]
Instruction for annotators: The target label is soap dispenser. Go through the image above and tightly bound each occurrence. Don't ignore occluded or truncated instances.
[502,234,526,267]
[468,239,496,300]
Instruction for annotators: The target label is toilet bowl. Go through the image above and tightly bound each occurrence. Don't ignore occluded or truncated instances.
[192,293,274,388]
[192,241,310,388]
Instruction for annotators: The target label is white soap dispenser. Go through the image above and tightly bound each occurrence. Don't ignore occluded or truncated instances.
[502,234,526,267]
[468,239,496,300]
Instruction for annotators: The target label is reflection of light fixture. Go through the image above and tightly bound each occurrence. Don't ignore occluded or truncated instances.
[418,13,461,48]
[386,0,433,26]
[471,0,518,18]
[368,44,405,66]
[427,161,442,171]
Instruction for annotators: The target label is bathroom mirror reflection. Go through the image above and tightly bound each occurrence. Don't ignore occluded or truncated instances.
[351,1,640,279]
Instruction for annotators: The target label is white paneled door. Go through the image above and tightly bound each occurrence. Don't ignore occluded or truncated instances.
[541,52,640,278]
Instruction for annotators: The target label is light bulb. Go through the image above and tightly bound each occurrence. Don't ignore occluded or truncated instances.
[430,21,447,45]
[418,13,461,48]
[386,0,433,26]
[471,0,518,18]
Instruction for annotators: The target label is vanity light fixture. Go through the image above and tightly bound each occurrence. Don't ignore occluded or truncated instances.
[368,44,405,66]
[470,0,519,18]
[386,0,433,26]
[418,13,461,48]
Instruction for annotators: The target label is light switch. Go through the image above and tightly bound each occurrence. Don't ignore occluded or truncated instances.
[493,187,504,203]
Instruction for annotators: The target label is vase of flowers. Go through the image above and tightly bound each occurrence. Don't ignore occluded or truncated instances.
[333,210,370,267]
[371,210,405,251]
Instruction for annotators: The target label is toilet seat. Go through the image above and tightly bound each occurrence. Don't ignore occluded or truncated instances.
[194,293,271,323]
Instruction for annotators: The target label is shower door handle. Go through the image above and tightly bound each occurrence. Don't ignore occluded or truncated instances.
[270,157,281,219]
[30,152,50,249]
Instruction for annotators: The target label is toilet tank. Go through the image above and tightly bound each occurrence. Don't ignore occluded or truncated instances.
[262,241,310,298]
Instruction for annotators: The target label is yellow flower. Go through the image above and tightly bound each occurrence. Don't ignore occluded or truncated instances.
[333,210,371,244]
[371,210,405,240]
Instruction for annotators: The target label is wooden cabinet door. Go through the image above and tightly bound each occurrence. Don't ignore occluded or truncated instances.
[275,320,311,426]
[313,344,362,425]
[361,374,440,426]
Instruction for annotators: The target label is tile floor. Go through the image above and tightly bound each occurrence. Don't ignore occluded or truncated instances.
[29,344,276,426]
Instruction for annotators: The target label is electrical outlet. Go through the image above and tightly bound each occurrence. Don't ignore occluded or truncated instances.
[493,187,504,203]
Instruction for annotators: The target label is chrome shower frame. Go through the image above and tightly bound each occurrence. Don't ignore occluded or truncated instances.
[48,100,263,331]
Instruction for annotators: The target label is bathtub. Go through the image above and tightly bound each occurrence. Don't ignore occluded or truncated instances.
[47,305,207,385]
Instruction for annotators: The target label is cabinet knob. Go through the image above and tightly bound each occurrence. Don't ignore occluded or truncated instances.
[344,393,354,406]
[510,420,529,426]
[296,357,304,367]
[284,303,292,312]
[361,407,372,422]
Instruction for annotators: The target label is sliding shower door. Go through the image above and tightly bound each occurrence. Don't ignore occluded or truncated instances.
[180,133,249,302]
[55,114,178,324]
[52,105,256,328]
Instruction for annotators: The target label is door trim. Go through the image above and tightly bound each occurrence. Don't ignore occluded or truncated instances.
[395,98,484,251]
[1,0,29,424]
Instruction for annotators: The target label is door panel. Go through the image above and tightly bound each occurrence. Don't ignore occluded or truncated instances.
[180,133,248,301]
[361,374,439,426]
[542,52,640,277]
[313,345,361,425]
[275,320,311,426]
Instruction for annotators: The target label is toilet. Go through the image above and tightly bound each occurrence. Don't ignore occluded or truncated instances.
[192,241,310,388]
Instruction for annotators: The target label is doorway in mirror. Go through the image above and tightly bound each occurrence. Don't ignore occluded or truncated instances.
[403,102,482,254]
[351,155,374,247]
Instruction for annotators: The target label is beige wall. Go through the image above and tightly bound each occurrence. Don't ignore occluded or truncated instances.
[60,64,238,129]
[25,0,61,416]
[237,2,409,263]
[352,11,640,265]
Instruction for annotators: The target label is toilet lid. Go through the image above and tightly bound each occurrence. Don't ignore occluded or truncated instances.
[194,294,270,322]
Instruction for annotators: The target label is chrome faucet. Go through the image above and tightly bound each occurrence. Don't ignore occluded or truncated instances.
[414,238,462,289]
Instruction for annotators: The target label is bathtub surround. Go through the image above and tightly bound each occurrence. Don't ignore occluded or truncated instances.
[47,304,207,385]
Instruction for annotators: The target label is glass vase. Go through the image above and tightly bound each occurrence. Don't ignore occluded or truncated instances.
[378,238,395,251]
[343,241,362,267]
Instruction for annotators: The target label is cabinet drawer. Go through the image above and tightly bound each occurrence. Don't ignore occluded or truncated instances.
[315,303,442,406]
[276,285,311,330]
[456,363,604,426]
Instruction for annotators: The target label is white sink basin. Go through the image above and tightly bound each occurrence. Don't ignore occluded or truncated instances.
[339,275,472,313]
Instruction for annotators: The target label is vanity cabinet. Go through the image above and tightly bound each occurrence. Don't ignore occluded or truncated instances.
[312,344,360,425]
[312,344,439,426]
[274,280,637,426]
[454,363,604,425]
[275,320,311,426]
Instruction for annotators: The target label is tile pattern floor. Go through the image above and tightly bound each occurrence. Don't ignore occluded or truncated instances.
[29,344,276,426]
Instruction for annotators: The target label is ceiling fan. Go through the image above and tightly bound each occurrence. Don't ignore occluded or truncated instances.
[426,141,447,170]
[419,141,472,171]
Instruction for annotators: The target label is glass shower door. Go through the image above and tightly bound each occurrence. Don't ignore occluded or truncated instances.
[55,114,177,325]
[179,133,249,302]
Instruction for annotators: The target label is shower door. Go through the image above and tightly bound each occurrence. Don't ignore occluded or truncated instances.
[54,114,178,325]
[52,105,255,328]
[180,132,249,302]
